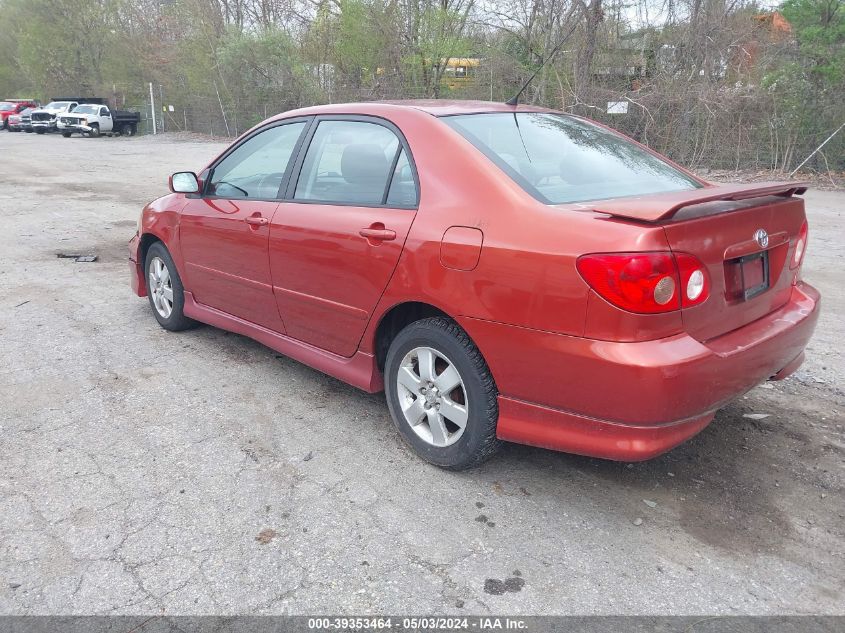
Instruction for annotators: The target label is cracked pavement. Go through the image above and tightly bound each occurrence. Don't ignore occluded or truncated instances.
[0,132,843,615]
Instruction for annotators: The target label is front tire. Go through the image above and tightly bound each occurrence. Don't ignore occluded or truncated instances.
[385,317,500,470]
[62,132,72,138]
[144,242,195,331]
[89,123,100,137]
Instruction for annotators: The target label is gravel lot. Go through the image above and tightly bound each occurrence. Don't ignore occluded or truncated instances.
[0,131,842,616]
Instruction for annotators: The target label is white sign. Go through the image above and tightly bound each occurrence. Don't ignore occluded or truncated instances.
[168,105,175,112]
[607,101,629,114]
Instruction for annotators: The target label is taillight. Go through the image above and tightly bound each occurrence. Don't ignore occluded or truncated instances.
[577,252,678,314]
[675,253,710,308]
[577,252,709,314]
[791,219,808,269]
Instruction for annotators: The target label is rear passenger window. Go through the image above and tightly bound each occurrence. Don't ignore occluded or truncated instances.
[295,120,411,206]
[386,149,417,207]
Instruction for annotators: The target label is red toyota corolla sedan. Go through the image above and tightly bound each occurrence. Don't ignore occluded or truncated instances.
[129,100,820,469]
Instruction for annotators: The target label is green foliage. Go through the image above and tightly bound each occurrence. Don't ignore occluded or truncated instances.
[217,28,316,109]
[0,7,23,95]
[0,0,133,98]
[334,0,389,77]
[781,0,845,81]
[759,0,845,169]
[0,0,840,170]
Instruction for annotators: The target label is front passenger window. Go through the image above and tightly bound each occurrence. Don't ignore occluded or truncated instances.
[209,122,306,199]
[294,120,401,206]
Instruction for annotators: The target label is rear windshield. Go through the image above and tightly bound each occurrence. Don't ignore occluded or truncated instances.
[442,112,701,204]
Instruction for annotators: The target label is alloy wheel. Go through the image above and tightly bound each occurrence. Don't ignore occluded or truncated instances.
[148,256,173,319]
[396,346,469,447]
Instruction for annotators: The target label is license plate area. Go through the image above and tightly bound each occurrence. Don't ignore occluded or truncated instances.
[725,250,770,301]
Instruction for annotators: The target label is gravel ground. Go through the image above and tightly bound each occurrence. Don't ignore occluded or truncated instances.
[0,131,842,615]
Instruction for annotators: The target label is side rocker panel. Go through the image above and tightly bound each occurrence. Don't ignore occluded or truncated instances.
[182,291,384,393]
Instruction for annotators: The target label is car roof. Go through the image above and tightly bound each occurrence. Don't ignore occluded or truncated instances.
[378,100,556,116]
[272,99,556,120]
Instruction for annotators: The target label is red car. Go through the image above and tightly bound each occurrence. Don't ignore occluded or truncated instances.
[129,101,819,469]
[0,99,38,129]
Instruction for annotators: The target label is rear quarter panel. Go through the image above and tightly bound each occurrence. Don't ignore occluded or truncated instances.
[359,108,681,354]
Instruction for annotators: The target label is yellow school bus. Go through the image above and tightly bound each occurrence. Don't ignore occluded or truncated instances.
[440,58,481,89]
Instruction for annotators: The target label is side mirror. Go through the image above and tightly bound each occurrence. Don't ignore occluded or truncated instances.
[169,171,200,194]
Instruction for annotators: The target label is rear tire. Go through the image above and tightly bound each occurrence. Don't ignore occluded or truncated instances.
[385,317,500,470]
[120,124,135,137]
[62,132,71,138]
[144,242,196,332]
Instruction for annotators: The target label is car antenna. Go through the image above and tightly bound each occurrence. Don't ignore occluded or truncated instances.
[505,21,579,107]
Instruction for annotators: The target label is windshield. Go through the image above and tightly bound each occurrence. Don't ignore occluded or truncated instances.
[72,105,99,115]
[44,101,70,110]
[442,113,701,204]
[0,103,14,111]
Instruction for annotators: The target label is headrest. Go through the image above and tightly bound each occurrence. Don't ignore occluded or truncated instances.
[341,144,389,185]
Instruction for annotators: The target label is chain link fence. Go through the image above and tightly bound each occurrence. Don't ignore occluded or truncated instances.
[125,73,843,175]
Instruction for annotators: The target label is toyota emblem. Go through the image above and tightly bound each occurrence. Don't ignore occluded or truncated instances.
[754,228,769,249]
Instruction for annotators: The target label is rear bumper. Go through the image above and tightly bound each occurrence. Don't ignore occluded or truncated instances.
[497,398,715,461]
[459,282,820,460]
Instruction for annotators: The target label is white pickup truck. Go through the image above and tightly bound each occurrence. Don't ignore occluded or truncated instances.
[59,104,141,137]
[30,100,80,134]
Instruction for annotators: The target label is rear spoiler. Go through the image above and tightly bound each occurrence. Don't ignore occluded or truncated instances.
[589,181,808,223]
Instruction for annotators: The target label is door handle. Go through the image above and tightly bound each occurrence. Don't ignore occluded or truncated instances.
[359,227,396,241]
[245,215,269,226]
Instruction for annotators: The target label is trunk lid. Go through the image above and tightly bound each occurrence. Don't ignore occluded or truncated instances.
[589,182,808,342]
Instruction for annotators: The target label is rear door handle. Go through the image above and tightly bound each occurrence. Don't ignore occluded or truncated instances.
[359,227,396,241]
[245,215,269,226]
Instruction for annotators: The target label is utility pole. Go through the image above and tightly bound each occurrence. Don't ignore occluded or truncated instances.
[159,84,166,133]
[149,82,157,135]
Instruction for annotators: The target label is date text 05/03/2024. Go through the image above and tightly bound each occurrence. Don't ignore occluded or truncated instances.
[307,617,528,630]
